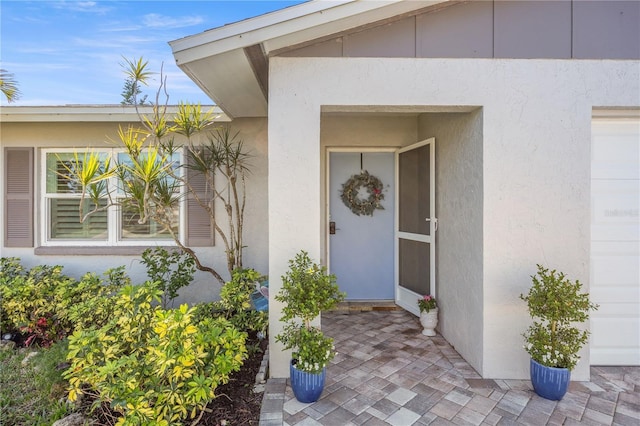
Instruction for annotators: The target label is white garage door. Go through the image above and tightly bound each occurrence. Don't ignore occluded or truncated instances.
[590,115,640,366]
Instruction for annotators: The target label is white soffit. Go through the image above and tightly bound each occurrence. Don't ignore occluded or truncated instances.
[182,50,268,118]
[170,0,451,118]
[0,105,228,123]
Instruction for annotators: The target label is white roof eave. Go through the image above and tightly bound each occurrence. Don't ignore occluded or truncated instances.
[170,0,354,63]
[169,0,450,118]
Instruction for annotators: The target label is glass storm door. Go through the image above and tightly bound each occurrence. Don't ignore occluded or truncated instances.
[395,138,436,315]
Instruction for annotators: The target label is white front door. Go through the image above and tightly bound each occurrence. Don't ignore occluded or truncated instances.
[590,117,640,365]
[395,138,436,315]
[328,151,395,300]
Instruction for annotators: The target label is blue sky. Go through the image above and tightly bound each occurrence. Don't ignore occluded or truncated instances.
[1,1,306,106]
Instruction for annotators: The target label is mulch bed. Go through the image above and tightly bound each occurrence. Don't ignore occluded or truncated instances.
[198,334,268,425]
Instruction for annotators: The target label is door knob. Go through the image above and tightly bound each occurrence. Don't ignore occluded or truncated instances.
[329,221,336,235]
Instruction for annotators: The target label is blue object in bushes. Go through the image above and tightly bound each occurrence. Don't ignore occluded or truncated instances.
[250,280,269,312]
[530,358,570,400]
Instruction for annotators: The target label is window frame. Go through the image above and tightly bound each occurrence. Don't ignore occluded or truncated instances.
[40,148,185,247]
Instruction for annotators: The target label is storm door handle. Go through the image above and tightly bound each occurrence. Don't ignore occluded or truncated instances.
[425,217,438,231]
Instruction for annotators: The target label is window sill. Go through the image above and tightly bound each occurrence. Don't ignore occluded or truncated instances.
[34,246,173,256]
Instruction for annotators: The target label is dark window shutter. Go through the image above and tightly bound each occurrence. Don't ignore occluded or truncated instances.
[4,148,34,247]
[185,154,214,246]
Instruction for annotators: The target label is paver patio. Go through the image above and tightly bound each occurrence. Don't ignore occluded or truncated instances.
[260,309,640,425]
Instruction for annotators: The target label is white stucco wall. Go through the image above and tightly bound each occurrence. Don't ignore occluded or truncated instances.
[0,118,269,305]
[419,111,484,375]
[268,98,323,377]
[268,57,639,380]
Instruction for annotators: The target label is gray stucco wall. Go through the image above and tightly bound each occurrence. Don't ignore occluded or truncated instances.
[418,111,484,375]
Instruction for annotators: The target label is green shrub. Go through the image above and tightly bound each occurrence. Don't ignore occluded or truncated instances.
[65,281,247,425]
[0,257,23,282]
[217,268,268,335]
[0,263,74,345]
[58,266,131,333]
[275,250,345,374]
[0,258,129,345]
[521,265,598,370]
[0,258,23,331]
[191,301,220,325]
[141,247,195,309]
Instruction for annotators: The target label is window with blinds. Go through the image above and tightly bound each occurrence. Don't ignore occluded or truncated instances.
[42,149,181,245]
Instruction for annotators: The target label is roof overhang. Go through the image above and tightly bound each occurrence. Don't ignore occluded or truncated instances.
[169,0,452,119]
[0,105,228,123]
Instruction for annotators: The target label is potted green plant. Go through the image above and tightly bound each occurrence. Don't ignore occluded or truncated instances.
[418,294,438,336]
[275,250,345,403]
[520,264,598,400]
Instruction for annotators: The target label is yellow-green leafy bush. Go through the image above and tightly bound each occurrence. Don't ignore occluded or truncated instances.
[57,266,130,333]
[0,258,127,345]
[1,261,71,344]
[0,258,130,346]
[219,268,268,334]
[194,268,268,336]
[65,281,247,425]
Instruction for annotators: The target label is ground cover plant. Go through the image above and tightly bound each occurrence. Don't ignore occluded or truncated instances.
[0,341,71,425]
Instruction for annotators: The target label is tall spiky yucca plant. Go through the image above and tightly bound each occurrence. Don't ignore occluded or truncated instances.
[63,58,251,285]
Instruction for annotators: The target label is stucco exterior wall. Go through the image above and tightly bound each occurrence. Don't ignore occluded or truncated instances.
[320,114,418,149]
[268,56,639,380]
[418,111,484,375]
[0,117,269,305]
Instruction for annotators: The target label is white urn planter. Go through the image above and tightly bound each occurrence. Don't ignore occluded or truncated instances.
[419,308,439,336]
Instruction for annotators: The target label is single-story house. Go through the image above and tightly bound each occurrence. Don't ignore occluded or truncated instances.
[2,0,639,381]
[1,106,270,304]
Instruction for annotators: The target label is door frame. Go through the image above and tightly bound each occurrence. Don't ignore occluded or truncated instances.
[394,138,436,315]
[325,147,397,275]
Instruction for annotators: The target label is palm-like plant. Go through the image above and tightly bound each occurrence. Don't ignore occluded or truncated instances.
[1,69,21,103]
[62,58,251,285]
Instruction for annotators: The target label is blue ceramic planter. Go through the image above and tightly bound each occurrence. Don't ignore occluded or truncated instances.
[530,358,571,400]
[290,360,326,403]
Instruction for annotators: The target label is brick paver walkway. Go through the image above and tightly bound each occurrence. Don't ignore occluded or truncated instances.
[260,309,640,425]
